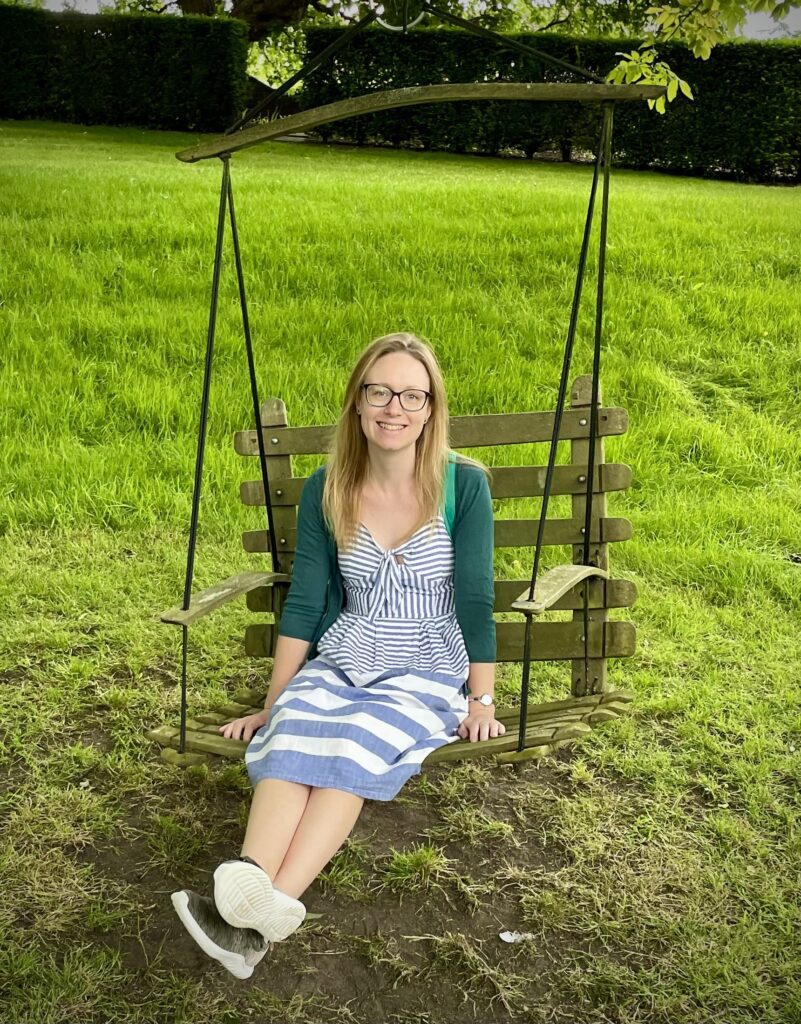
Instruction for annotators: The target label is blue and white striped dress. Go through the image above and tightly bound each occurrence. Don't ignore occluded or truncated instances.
[245,515,470,801]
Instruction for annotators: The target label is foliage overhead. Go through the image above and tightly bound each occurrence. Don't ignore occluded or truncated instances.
[103,0,799,109]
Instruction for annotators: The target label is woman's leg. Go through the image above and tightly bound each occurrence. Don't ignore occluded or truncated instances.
[240,778,312,877]
[272,787,365,899]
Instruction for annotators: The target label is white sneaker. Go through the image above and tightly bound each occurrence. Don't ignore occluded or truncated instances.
[213,859,306,942]
[171,889,270,980]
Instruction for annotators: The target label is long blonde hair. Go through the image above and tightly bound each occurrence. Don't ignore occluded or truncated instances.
[323,332,450,550]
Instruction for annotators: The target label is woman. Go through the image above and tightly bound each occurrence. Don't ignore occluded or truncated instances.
[171,332,505,978]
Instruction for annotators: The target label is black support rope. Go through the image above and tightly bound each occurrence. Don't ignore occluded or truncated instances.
[227,8,380,134]
[580,102,613,695]
[179,156,230,753]
[226,170,281,573]
[420,3,606,84]
[516,111,609,753]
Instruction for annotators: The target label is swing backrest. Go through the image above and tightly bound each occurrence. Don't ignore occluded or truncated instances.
[236,374,636,695]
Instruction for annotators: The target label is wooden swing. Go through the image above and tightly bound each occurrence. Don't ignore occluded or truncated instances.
[147,4,664,769]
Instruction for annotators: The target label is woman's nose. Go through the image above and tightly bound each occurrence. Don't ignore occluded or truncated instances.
[384,394,404,413]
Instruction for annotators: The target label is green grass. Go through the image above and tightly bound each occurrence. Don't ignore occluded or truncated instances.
[1,118,800,1023]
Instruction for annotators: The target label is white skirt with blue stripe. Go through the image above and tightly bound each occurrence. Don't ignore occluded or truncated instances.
[245,517,471,801]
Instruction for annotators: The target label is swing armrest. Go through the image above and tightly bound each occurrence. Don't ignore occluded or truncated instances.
[160,571,291,627]
[512,564,610,615]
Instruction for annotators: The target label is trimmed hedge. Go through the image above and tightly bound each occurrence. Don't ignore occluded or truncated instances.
[301,27,801,182]
[0,7,248,132]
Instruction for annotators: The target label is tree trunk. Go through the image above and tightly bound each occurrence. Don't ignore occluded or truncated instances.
[231,0,309,40]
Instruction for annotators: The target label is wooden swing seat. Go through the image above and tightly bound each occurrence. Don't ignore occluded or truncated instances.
[147,374,636,768]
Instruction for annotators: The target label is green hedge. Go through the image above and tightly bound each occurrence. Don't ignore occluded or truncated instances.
[0,7,248,132]
[301,27,801,182]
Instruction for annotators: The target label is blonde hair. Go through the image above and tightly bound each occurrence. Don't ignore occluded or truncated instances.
[323,332,450,550]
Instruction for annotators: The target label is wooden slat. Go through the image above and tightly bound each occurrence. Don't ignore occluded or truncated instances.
[244,620,635,662]
[235,408,628,457]
[147,724,247,760]
[241,516,632,556]
[495,620,635,662]
[160,571,290,626]
[494,577,637,612]
[494,690,633,726]
[512,564,610,614]
[243,529,299,555]
[241,463,632,507]
[149,720,578,764]
[177,84,667,163]
[423,720,593,764]
[494,516,632,547]
[245,624,276,657]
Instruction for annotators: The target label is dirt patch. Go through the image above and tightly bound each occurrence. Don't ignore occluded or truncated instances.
[67,755,592,1022]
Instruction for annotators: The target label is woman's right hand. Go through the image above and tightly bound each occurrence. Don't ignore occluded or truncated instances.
[218,708,270,742]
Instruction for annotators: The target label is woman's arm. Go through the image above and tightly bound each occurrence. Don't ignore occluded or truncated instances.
[275,467,331,643]
[457,662,505,742]
[220,470,329,741]
[219,633,312,741]
[452,465,504,742]
[452,464,496,663]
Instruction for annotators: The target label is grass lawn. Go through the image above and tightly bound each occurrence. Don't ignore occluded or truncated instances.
[1,118,800,1024]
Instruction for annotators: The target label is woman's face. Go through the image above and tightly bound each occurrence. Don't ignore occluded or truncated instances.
[357,351,432,454]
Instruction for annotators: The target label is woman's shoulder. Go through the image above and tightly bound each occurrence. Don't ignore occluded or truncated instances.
[299,464,328,509]
[451,454,491,493]
[304,464,328,489]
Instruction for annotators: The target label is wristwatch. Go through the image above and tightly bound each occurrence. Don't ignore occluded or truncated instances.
[468,693,495,707]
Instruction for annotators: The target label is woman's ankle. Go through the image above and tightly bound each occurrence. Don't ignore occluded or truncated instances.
[238,854,267,872]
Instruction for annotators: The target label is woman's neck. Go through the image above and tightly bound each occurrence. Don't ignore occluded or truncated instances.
[364,446,417,495]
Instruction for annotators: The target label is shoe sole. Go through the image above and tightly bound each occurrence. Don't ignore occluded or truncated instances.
[213,862,304,942]
[171,890,253,980]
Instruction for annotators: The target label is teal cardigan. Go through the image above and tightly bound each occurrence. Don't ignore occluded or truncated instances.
[277,460,496,664]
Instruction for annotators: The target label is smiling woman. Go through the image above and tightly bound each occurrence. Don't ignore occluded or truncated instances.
[171,331,502,978]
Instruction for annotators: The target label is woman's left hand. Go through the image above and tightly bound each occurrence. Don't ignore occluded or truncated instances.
[457,706,506,743]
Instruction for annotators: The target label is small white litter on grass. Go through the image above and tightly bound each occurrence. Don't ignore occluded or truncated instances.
[499,930,537,943]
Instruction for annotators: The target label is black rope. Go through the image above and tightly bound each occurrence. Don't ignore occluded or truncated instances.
[516,113,607,754]
[226,8,380,135]
[226,170,281,573]
[178,156,230,754]
[421,3,606,84]
[581,102,613,694]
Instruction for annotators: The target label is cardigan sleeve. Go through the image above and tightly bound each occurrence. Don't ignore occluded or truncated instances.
[452,463,496,663]
[276,467,330,643]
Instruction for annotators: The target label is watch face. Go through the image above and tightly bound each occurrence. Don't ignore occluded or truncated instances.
[479,694,492,706]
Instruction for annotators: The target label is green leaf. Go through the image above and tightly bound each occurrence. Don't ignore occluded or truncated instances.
[667,78,678,102]
[679,78,694,100]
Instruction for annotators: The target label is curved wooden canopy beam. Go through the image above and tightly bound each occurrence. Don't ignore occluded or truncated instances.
[176,82,666,163]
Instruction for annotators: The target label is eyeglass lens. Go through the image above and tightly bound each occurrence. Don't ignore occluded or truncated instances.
[364,385,427,411]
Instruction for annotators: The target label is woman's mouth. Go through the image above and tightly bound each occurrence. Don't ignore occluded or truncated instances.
[377,422,406,432]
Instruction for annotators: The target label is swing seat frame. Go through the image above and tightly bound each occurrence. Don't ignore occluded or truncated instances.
[147,373,636,768]
[147,8,660,769]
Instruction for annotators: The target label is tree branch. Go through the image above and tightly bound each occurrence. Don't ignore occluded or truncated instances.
[537,12,573,32]
[663,0,706,44]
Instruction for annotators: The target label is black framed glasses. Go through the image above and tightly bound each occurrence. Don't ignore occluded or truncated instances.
[361,383,431,412]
